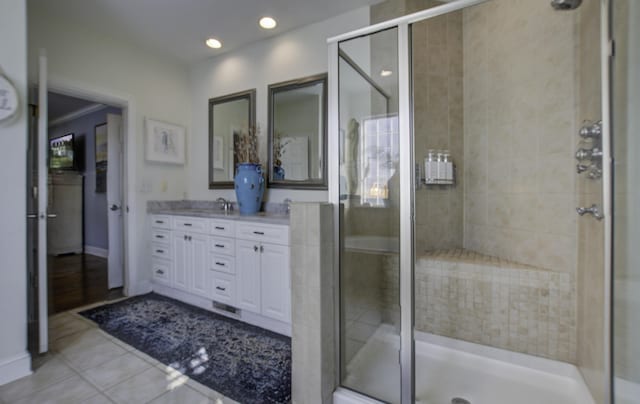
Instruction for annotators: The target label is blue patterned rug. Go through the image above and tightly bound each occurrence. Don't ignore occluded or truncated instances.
[80,293,291,403]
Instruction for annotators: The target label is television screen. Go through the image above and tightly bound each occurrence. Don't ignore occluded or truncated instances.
[49,133,75,170]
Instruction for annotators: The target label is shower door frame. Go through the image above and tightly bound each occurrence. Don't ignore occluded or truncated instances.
[328,1,490,402]
[328,0,614,402]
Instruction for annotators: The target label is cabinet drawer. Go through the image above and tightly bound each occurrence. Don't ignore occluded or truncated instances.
[151,215,171,229]
[151,229,171,243]
[210,253,235,274]
[151,259,171,285]
[236,222,290,245]
[210,237,235,256]
[210,219,235,237]
[151,243,172,259]
[172,216,208,233]
[210,271,235,305]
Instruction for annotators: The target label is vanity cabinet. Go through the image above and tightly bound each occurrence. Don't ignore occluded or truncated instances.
[172,231,208,297]
[236,223,291,323]
[149,214,291,334]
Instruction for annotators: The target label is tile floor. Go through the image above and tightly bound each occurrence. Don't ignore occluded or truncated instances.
[0,301,239,404]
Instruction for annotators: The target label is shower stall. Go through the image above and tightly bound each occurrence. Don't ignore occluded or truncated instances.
[327,0,634,402]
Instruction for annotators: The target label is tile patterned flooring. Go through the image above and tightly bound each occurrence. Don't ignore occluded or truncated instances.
[0,301,239,404]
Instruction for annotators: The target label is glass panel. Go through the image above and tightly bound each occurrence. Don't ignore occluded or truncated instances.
[338,27,400,403]
[612,1,640,402]
[411,1,601,403]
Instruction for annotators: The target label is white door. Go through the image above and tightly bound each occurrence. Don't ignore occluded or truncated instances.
[260,243,291,323]
[172,232,189,291]
[37,52,49,353]
[236,239,261,313]
[106,114,124,289]
[281,136,309,180]
[190,233,209,297]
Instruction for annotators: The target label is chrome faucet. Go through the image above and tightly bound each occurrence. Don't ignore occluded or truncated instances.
[216,197,233,212]
[283,198,292,215]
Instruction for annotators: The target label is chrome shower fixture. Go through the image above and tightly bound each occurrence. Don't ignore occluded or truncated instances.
[580,120,602,139]
[550,0,582,10]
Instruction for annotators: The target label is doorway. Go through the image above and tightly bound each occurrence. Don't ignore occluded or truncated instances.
[27,75,130,357]
[46,91,124,314]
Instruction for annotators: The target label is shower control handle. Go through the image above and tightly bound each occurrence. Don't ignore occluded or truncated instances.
[579,120,602,139]
[576,204,604,220]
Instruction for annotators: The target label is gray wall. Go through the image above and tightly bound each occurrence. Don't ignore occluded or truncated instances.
[49,106,122,250]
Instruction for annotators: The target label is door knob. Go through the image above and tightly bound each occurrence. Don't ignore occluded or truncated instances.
[110,204,120,211]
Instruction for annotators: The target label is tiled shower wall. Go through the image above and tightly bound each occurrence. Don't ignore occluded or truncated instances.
[461,0,578,276]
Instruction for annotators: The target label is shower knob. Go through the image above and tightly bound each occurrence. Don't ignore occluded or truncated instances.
[576,204,604,220]
[579,120,602,139]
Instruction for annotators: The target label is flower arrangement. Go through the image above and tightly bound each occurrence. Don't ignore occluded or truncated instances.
[273,131,291,167]
[234,125,260,164]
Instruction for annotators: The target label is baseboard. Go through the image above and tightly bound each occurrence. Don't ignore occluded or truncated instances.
[126,280,152,297]
[0,351,31,386]
[84,245,108,258]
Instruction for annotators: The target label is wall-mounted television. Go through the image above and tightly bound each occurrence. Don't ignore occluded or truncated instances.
[49,133,75,170]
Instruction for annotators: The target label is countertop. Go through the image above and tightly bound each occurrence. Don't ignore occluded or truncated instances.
[149,208,290,225]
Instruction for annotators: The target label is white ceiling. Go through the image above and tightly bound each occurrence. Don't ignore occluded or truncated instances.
[30,0,379,65]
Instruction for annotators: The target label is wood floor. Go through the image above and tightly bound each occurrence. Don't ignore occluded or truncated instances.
[48,253,122,314]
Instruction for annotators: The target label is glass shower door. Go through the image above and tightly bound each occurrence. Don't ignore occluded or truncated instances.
[337,27,402,403]
[612,1,640,402]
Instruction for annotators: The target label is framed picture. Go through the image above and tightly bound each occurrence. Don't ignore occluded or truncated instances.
[95,123,107,193]
[145,118,186,164]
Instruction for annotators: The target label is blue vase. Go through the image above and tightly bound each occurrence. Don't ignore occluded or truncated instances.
[234,163,265,215]
[273,165,285,180]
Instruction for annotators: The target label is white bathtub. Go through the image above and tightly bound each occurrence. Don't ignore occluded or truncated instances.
[335,325,595,404]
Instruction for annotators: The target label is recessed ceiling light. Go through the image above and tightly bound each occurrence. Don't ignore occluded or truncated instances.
[205,38,222,49]
[380,69,393,77]
[259,17,277,29]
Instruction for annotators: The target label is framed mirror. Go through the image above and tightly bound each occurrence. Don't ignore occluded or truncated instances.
[268,73,327,189]
[208,89,256,189]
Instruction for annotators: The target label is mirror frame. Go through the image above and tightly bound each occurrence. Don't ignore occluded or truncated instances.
[208,89,256,189]
[267,73,328,190]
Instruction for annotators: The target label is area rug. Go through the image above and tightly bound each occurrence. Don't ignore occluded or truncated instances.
[80,293,291,404]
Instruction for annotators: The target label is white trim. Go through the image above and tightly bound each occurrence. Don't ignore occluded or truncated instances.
[327,0,489,44]
[84,245,108,258]
[0,352,31,386]
[48,103,107,128]
[46,74,137,299]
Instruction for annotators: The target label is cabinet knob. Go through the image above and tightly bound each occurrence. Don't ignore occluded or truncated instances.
[260,245,264,253]
[216,286,226,291]
[156,249,164,253]
[215,226,225,230]
[155,269,164,275]
[253,231,265,235]
[214,244,224,248]
[253,245,258,252]
[215,262,225,267]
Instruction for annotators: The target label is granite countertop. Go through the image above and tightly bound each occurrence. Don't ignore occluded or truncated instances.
[147,200,290,225]
[149,208,290,225]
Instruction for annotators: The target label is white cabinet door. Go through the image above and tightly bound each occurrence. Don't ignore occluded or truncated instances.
[190,233,209,298]
[236,239,261,313]
[172,231,189,292]
[260,243,291,323]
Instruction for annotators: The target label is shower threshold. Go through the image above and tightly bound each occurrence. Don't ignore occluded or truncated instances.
[337,325,595,404]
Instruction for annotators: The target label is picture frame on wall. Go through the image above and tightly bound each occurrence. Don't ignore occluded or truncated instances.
[95,123,107,193]
[145,118,186,164]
